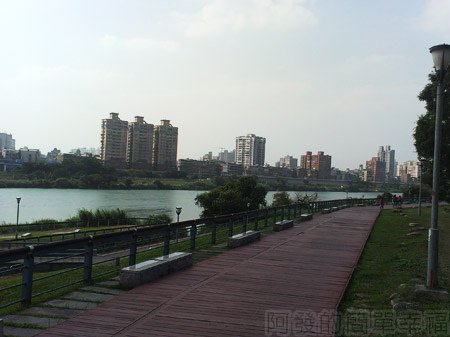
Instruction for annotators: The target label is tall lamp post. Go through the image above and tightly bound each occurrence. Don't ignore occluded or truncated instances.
[418,159,423,217]
[175,206,182,243]
[427,43,450,289]
[15,197,22,240]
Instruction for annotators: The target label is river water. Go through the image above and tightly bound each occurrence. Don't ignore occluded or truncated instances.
[0,189,381,224]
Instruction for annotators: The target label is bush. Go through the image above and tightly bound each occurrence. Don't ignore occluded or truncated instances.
[144,214,173,226]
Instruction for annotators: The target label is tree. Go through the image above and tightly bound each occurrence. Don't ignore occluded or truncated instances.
[414,72,450,200]
[271,191,292,207]
[195,176,267,217]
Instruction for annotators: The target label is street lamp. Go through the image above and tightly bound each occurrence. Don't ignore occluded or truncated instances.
[427,43,450,289]
[175,206,182,243]
[15,197,22,240]
[175,206,182,222]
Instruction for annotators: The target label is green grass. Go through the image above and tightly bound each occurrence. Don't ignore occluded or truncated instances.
[338,206,450,337]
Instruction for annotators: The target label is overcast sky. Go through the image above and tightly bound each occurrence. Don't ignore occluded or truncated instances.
[0,0,448,169]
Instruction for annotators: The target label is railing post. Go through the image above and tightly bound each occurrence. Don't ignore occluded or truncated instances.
[21,246,35,306]
[129,229,137,266]
[273,208,277,223]
[228,219,234,237]
[253,212,259,231]
[83,236,94,285]
[265,209,269,227]
[281,207,285,221]
[287,205,291,219]
[163,225,170,256]
[211,220,217,245]
[293,204,297,218]
[190,223,197,251]
[242,214,247,234]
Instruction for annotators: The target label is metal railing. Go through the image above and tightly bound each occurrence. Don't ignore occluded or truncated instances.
[0,198,376,313]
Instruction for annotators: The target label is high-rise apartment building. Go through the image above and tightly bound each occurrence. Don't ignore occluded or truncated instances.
[366,157,385,182]
[100,112,128,168]
[0,133,15,150]
[378,145,395,181]
[277,155,298,169]
[218,149,235,163]
[235,134,266,167]
[300,151,332,179]
[153,120,178,171]
[127,116,154,169]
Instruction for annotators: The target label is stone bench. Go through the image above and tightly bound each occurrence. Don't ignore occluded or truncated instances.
[356,203,365,207]
[228,230,261,249]
[300,213,313,221]
[273,220,294,232]
[331,207,339,212]
[120,252,192,288]
[321,208,331,214]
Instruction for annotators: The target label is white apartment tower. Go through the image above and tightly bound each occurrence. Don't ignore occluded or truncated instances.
[153,120,178,170]
[235,134,266,167]
[127,116,154,169]
[100,113,128,168]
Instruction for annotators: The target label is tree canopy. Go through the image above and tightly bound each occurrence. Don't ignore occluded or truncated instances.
[414,72,450,200]
[194,176,267,217]
[271,191,292,207]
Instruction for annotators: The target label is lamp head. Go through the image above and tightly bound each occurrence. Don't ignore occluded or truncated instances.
[16,197,22,204]
[430,44,450,74]
[175,206,182,215]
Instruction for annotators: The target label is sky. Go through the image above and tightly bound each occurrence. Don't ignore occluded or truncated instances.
[0,0,449,170]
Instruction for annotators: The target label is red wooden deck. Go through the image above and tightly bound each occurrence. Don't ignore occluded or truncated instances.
[37,207,379,337]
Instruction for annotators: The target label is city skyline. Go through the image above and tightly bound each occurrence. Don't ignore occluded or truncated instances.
[1,1,448,168]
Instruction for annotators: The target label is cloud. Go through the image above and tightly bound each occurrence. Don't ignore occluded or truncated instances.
[180,0,317,38]
[124,37,181,52]
[415,0,450,32]
[100,35,180,52]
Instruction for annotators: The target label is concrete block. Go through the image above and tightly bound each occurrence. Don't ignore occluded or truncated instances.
[321,208,331,214]
[273,220,294,232]
[228,230,261,249]
[300,214,313,221]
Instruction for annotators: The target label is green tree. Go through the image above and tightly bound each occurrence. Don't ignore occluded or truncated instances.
[414,72,450,200]
[195,176,267,217]
[271,191,292,207]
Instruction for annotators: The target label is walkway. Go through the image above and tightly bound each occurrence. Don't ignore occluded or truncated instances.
[36,207,380,337]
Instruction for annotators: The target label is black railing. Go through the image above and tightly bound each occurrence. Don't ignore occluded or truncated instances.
[0,198,376,313]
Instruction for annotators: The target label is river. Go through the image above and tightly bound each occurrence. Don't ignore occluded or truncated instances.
[0,189,382,224]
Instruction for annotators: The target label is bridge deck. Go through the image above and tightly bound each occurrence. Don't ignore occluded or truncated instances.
[36,207,379,337]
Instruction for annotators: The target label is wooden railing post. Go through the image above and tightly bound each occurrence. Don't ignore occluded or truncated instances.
[21,246,35,306]
[129,229,137,266]
[228,219,234,237]
[190,223,197,251]
[83,236,94,285]
[211,220,217,245]
[163,225,171,256]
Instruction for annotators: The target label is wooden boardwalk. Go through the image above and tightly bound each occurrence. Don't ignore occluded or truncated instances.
[37,207,380,337]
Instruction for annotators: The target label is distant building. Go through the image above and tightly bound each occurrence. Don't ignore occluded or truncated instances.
[219,162,243,176]
[178,159,221,178]
[300,151,332,179]
[153,120,178,171]
[0,133,15,150]
[365,157,385,182]
[218,149,235,163]
[276,155,298,169]
[235,134,266,167]
[46,148,61,163]
[19,147,41,164]
[100,112,128,168]
[127,116,154,169]
[378,145,396,181]
[396,160,419,183]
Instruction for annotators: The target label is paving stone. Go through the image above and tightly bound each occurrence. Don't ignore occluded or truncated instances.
[20,307,83,319]
[80,286,124,295]
[97,280,120,287]
[3,326,43,337]
[3,315,63,328]
[63,291,114,303]
[44,299,97,310]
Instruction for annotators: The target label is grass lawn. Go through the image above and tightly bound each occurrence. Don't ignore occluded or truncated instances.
[338,205,450,337]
